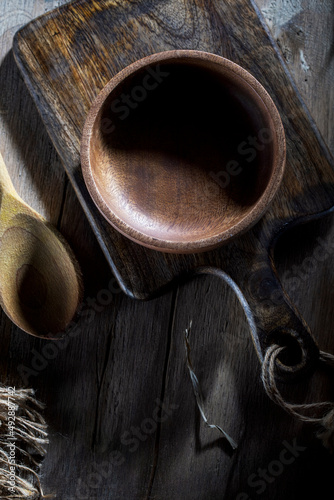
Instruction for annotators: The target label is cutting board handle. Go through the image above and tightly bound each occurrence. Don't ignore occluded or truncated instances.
[192,259,320,381]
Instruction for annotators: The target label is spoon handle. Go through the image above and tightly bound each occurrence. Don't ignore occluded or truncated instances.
[0,152,18,196]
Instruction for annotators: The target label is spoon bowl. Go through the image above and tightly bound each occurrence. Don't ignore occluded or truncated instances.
[0,153,82,338]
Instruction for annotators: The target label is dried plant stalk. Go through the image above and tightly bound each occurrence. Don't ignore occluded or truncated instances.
[184,322,237,450]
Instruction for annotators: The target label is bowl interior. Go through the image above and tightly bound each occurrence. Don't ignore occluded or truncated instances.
[86,55,282,252]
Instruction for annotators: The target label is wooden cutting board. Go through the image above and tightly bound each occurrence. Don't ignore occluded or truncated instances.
[12,0,334,372]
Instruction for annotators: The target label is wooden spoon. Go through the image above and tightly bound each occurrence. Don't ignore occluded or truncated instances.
[0,152,82,338]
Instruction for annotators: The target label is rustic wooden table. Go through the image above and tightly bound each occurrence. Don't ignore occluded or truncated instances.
[1,1,334,499]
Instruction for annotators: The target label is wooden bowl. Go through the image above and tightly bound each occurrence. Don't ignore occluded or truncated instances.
[81,50,286,253]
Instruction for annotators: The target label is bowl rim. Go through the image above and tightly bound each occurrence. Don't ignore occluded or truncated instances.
[80,49,286,254]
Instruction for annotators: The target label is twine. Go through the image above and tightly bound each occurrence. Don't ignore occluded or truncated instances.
[0,385,52,499]
[184,319,334,452]
[261,345,334,451]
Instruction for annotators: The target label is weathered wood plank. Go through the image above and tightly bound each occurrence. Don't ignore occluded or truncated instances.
[256,0,334,149]
[0,1,334,499]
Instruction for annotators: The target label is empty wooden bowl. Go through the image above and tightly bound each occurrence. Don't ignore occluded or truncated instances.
[81,50,286,253]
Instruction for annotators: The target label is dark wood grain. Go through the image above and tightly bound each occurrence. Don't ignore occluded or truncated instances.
[1,1,334,499]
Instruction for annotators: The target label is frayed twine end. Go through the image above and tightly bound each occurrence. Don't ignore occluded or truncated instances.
[0,384,52,499]
[316,407,334,451]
